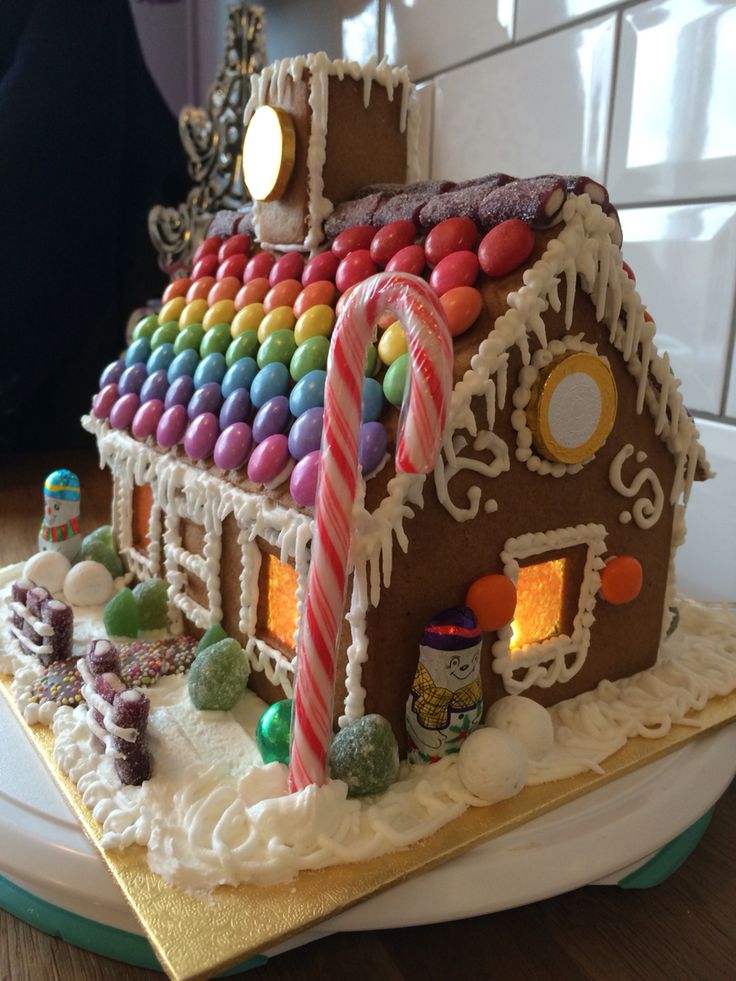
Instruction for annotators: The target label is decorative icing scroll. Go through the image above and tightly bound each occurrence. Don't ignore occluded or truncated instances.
[609,444,664,529]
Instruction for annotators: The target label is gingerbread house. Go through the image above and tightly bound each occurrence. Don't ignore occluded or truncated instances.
[84,53,709,752]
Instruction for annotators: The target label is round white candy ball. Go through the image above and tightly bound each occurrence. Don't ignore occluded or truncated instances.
[23,551,72,593]
[485,695,555,761]
[63,561,114,607]
[457,728,528,803]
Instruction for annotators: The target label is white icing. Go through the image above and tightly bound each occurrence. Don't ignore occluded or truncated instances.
[609,443,664,529]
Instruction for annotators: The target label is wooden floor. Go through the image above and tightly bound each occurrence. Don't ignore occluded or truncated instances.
[2,447,735,981]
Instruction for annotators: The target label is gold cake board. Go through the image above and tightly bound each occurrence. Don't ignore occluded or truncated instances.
[2,672,736,981]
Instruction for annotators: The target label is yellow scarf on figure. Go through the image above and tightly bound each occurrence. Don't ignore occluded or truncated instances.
[410,662,482,730]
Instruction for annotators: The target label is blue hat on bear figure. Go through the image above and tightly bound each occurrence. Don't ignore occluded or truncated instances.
[44,470,81,501]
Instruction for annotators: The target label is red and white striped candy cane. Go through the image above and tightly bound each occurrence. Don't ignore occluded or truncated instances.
[288,272,454,792]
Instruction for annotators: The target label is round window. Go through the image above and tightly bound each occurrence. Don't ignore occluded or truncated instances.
[242,105,296,202]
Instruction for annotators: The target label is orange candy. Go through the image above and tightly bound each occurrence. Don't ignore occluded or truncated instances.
[235,278,270,310]
[162,277,191,303]
[465,575,517,632]
[293,280,337,319]
[599,556,643,605]
[208,276,242,306]
[263,278,301,314]
[186,276,215,302]
[440,286,482,337]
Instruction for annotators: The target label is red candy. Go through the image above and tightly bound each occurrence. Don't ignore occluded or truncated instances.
[162,277,192,303]
[477,219,534,278]
[331,225,376,260]
[429,250,479,296]
[302,250,339,286]
[385,244,426,276]
[216,253,248,282]
[192,236,222,264]
[369,220,416,266]
[269,252,305,286]
[218,234,251,263]
[244,251,275,283]
[191,254,219,280]
[424,216,478,267]
[335,249,377,293]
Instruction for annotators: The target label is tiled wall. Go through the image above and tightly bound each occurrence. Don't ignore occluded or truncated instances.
[133,0,735,599]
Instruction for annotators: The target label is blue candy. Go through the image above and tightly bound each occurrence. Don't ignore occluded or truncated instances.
[222,357,259,398]
[125,337,151,367]
[167,348,200,383]
[146,342,176,375]
[289,369,326,418]
[194,352,227,389]
[361,377,384,423]
[250,362,290,409]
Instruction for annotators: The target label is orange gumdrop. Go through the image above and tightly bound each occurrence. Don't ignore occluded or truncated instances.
[293,280,337,318]
[208,276,242,306]
[186,276,215,302]
[465,575,517,632]
[440,285,483,337]
[599,556,643,605]
[263,278,302,314]
[235,277,270,310]
[162,277,191,303]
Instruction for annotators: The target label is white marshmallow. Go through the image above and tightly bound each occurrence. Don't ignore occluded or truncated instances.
[23,551,71,593]
[485,695,555,761]
[63,561,114,607]
[457,728,528,803]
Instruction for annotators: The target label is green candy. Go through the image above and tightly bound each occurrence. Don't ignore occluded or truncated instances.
[257,329,297,369]
[84,524,114,550]
[174,323,205,354]
[289,335,329,381]
[103,588,139,638]
[667,605,680,638]
[132,314,159,341]
[187,638,250,711]
[196,623,228,655]
[77,537,124,577]
[328,714,399,798]
[383,352,408,408]
[200,323,232,358]
[132,578,169,630]
[226,332,259,367]
[151,322,180,350]
[364,344,378,377]
[255,699,292,765]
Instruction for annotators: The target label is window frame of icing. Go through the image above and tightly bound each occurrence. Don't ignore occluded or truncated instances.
[492,523,608,694]
[162,488,217,631]
[112,473,161,582]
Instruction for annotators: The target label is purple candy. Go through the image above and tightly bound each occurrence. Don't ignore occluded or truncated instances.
[164,374,194,410]
[290,450,320,506]
[214,422,253,470]
[109,393,140,431]
[187,382,223,420]
[99,359,125,388]
[140,369,169,404]
[247,433,290,484]
[156,403,188,448]
[252,396,291,443]
[219,388,251,429]
[287,406,323,460]
[92,383,119,420]
[359,421,388,474]
[86,639,121,677]
[117,363,148,397]
[184,412,220,461]
[131,399,165,439]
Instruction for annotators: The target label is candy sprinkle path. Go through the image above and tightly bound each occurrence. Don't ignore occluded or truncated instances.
[28,636,198,705]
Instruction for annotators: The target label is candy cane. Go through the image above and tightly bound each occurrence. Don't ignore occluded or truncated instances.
[289,272,454,792]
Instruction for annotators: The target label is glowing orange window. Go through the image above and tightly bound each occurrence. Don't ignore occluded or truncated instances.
[257,549,299,655]
[510,557,568,650]
[132,484,153,551]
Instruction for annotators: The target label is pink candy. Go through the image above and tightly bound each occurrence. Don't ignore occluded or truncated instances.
[213,422,252,471]
[156,404,188,449]
[92,383,119,420]
[131,399,165,440]
[109,393,140,431]
[289,450,320,506]
[184,413,220,461]
[247,433,290,484]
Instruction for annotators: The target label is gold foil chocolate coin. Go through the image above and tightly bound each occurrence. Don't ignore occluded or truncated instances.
[242,106,296,201]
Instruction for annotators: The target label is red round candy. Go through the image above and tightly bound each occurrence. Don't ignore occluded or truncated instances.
[162,277,192,303]
[269,252,305,286]
[218,234,251,263]
[424,217,478,267]
[191,254,219,280]
[332,225,376,260]
[369,220,416,266]
[192,236,222,264]
[385,244,426,276]
[429,250,479,296]
[335,250,378,293]
[216,253,248,281]
[244,251,276,283]
[477,219,534,278]
[302,250,339,286]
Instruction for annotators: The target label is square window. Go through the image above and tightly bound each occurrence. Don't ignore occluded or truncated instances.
[256,548,300,657]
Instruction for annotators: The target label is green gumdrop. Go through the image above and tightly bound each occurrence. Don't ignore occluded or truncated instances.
[328,714,399,798]
[103,588,139,638]
[200,323,232,358]
[78,537,124,577]
[151,322,180,349]
[257,329,297,369]
[174,323,205,354]
[132,577,169,630]
[226,332,259,367]
[290,335,329,381]
[84,524,115,550]
[255,699,292,764]
[188,638,250,711]
[364,344,378,377]
[383,353,408,408]
[196,623,228,655]
[133,314,159,340]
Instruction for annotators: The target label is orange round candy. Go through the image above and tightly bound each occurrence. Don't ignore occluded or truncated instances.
[465,575,517,632]
[235,277,270,310]
[293,280,337,319]
[208,276,241,306]
[186,276,215,302]
[599,556,642,605]
[263,278,301,314]
[440,286,483,337]
[162,277,191,303]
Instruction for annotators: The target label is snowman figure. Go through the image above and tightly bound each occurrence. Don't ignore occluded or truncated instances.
[38,469,82,562]
[406,606,484,763]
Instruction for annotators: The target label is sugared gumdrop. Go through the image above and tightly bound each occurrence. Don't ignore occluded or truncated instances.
[255,699,292,765]
[110,688,150,743]
[188,638,249,711]
[115,746,152,786]
[86,638,121,676]
[103,588,139,638]
[94,671,127,704]
[196,623,228,655]
[132,578,169,630]
[328,714,399,798]
[78,535,124,577]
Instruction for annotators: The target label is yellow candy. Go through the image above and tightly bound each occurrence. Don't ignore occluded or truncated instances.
[203,298,236,330]
[257,305,296,343]
[294,304,335,346]
[378,320,408,366]
[179,298,209,329]
[158,296,186,324]
[231,303,264,338]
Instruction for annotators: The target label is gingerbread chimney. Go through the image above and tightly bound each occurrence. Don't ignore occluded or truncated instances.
[242,53,420,252]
